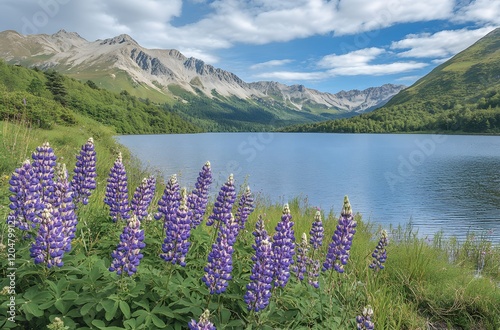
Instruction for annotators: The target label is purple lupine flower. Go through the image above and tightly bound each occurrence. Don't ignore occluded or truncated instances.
[356,306,375,330]
[70,137,97,206]
[309,210,324,250]
[7,159,42,230]
[293,233,309,281]
[188,310,216,330]
[160,187,192,267]
[369,230,389,271]
[244,216,274,312]
[155,174,181,226]
[131,175,156,221]
[307,258,320,288]
[53,164,77,253]
[235,185,254,232]
[109,215,146,276]
[202,214,238,294]
[29,206,65,268]
[323,196,357,273]
[272,203,295,288]
[206,174,236,227]
[31,142,57,205]
[104,152,130,222]
[188,161,212,229]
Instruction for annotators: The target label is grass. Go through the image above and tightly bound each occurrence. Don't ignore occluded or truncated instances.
[0,119,499,329]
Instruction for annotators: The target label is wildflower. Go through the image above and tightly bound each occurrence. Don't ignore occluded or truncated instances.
[155,174,180,226]
[160,188,192,266]
[323,196,357,273]
[202,214,238,294]
[206,174,236,227]
[235,185,255,232]
[131,175,156,221]
[47,317,69,330]
[109,215,146,276]
[7,159,42,230]
[31,142,57,204]
[53,164,77,253]
[188,309,216,330]
[70,137,97,206]
[307,258,320,288]
[272,203,295,288]
[244,216,273,312]
[293,233,309,281]
[29,206,65,268]
[356,306,374,330]
[309,210,324,250]
[188,161,212,228]
[104,152,130,222]
[369,230,389,271]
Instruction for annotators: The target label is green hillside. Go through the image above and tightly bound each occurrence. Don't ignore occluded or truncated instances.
[0,60,201,135]
[281,28,500,134]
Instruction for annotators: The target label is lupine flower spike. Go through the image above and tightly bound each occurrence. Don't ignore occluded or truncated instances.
[202,214,239,294]
[293,233,309,281]
[356,306,375,330]
[272,203,295,288]
[188,161,212,229]
[131,175,156,221]
[244,216,273,312]
[369,230,389,271]
[7,159,42,230]
[160,187,192,266]
[104,152,130,222]
[155,174,181,226]
[54,164,78,253]
[309,210,324,250]
[188,309,216,330]
[71,137,97,206]
[29,206,65,268]
[323,196,357,273]
[206,174,236,227]
[31,142,57,205]
[235,185,255,232]
[109,215,146,276]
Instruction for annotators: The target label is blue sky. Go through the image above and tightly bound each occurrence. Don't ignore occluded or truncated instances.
[0,0,499,93]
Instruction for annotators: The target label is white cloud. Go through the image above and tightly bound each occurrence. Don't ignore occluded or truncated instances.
[391,27,496,58]
[318,48,385,68]
[253,70,327,81]
[250,59,294,70]
[454,0,500,25]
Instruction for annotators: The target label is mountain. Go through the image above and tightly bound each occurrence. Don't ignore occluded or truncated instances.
[281,28,500,134]
[0,30,404,129]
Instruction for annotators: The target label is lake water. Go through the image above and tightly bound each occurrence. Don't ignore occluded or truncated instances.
[117,133,500,243]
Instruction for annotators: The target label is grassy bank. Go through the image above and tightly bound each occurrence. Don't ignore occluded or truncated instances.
[0,120,499,329]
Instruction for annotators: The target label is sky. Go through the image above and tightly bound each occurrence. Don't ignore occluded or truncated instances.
[0,0,499,93]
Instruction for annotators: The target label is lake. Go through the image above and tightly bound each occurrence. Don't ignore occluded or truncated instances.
[117,133,500,243]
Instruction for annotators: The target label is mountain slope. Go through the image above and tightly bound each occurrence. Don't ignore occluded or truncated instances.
[282,28,500,134]
[0,30,404,125]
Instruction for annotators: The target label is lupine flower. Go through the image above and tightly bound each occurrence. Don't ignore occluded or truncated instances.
[29,206,65,268]
[188,161,212,228]
[293,233,309,281]
[131,175,156,221]
[53,164,77,253]
[188,309,216,330]
[202,214,238,294]
[356,306,375,330]
[104,152,130,222]
[109,215,145,276]
[7,159,42,230]
[70,137,97,206]
[309,210,324,250]
[206,174,236,227]
[244,216,273,312]
[160,188,192,266]
[272,203,295,288]
[323,196,357,273]
[307,258,320,288]
[47,317,69,330]
[235,185,254,232]
[31,142,57,205]
[155,174,181,226]
[369,230,389,271]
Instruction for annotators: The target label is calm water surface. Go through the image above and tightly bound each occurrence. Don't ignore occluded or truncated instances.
[117,133,500,242]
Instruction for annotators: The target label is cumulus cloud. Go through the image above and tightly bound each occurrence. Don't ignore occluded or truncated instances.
[391,27,496,58]
[453,0,500,25]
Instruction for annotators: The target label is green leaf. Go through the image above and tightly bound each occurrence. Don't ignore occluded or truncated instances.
[119,301,131,319]
[30,291,52,304]
[105,301,119,321]
[62,291,79,301]
[151,314,166,328]
[55,299,66,313]
[23,302,43,317]
[91,319,106,328]
[221,308,231,324]
[80,302,96,317]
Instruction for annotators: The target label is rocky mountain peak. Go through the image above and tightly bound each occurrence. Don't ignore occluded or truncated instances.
[100,34,138,46]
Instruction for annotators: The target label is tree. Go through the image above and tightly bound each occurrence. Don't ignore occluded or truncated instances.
[44,70,67,105]
[27,78,44,96]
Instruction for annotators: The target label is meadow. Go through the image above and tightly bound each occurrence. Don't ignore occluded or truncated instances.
[0,118,499,330]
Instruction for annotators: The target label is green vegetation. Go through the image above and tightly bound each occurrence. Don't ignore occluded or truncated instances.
[0,117,498,329]
[282,28,500,134]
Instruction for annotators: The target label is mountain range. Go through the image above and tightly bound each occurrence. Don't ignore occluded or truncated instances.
[0,29,405,124]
